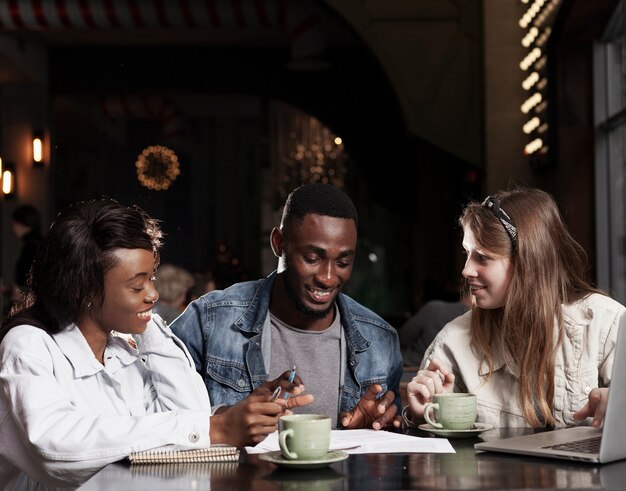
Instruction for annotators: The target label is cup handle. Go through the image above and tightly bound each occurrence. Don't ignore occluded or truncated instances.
[423,402,442,428]
[279,428,299,460]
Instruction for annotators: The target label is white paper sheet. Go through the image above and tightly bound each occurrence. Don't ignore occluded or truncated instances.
[245,429,455,454]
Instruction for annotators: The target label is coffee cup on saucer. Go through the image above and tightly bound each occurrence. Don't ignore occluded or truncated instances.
[278,414,331,460]
[423,393,477,430]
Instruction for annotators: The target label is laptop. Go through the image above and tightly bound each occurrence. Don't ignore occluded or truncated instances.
[474,314,626,463]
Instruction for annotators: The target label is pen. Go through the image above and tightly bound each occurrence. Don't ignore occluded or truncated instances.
[270,386,282,401]
[284,365,296,400]
[435,369,447,392]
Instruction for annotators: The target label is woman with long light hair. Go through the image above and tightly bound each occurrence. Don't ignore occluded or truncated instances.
[406,187,625,428]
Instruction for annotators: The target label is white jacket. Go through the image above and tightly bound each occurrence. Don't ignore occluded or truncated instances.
[420,293,625,427]
[0,316,212,489]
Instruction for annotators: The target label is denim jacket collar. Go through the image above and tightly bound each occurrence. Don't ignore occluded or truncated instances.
[336,294,370,353]
[237,270,372,352]
[233,271,276,334]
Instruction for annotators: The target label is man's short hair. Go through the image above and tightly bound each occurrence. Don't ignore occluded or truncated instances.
[280,184,358,227]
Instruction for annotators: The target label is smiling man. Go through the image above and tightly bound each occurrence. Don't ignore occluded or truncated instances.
[171,184,403,429]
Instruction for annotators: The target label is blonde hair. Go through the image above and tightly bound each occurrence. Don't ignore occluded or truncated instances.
[460,188,598,427]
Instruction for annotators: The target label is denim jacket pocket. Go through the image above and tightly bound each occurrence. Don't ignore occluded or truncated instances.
[205,355,253,395]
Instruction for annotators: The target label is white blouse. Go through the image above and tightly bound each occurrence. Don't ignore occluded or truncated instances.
[0,316,211,489]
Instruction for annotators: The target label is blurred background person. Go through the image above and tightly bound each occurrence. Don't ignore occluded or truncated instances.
[1,205,44,316]
[153,264,194,325]
[187,271,217,303]
[399,288,471,367]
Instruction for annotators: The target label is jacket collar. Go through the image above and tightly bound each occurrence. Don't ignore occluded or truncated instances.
[53,324,137,378]
[234,271,276,334]
[561,300,594,331]
[336,293,370,352]
[53,324,104,378]
[234,270,371,351]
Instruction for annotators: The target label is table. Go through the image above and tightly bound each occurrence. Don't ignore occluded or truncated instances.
[79,428,626,490]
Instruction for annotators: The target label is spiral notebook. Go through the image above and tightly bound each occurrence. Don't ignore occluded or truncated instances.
[128,445,239,464]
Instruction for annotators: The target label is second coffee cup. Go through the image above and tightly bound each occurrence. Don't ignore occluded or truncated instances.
[423,393,477,430]
[278,414,331,460]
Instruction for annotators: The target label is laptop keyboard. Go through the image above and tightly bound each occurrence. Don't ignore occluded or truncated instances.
[543,436,601,454]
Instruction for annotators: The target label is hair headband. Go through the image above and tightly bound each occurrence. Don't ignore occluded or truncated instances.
[482,196,518,247]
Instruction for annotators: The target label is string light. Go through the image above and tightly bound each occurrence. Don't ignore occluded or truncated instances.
[520,48,542,70]
[521,93,542,113]
[519,0,562,160]
[522,27,539,47]
[522,72,540,90]
[524,138,543,155]
[523,117,541,134]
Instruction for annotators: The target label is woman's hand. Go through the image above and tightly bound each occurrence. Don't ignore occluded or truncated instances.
[406,358,454,421]
[573,388,609,428]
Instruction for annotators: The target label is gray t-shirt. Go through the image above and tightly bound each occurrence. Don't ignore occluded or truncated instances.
[268,308,342,428]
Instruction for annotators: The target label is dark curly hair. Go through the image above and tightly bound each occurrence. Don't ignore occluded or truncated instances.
[0,199,162,342]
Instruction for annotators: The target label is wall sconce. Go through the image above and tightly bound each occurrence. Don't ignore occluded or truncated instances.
[1,161,16,198]
[33,130,44,167]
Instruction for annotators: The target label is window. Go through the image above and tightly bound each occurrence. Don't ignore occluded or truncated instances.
[594,0,626,303]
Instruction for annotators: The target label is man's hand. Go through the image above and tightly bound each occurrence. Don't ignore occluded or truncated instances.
[573,388,609,428]
[339,384,401,430]
[210,370,318,447]
[251,370,315,411]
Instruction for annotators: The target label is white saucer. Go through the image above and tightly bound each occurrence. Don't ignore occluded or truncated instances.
[258,450,349,469]
[418,423,494,438]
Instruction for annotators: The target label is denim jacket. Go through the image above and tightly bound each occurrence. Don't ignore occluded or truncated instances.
[171,272,403,418]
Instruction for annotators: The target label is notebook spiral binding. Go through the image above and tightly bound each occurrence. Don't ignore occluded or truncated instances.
[128,446,239,464]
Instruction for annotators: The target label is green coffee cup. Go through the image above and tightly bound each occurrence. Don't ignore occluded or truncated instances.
[278,414,331,460]
[423,393,477,430]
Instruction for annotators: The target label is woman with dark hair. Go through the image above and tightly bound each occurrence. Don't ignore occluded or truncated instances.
[0,199,302,488]
[406,188,625,429]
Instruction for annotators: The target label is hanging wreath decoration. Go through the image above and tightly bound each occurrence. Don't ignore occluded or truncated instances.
[135,145,180,191]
